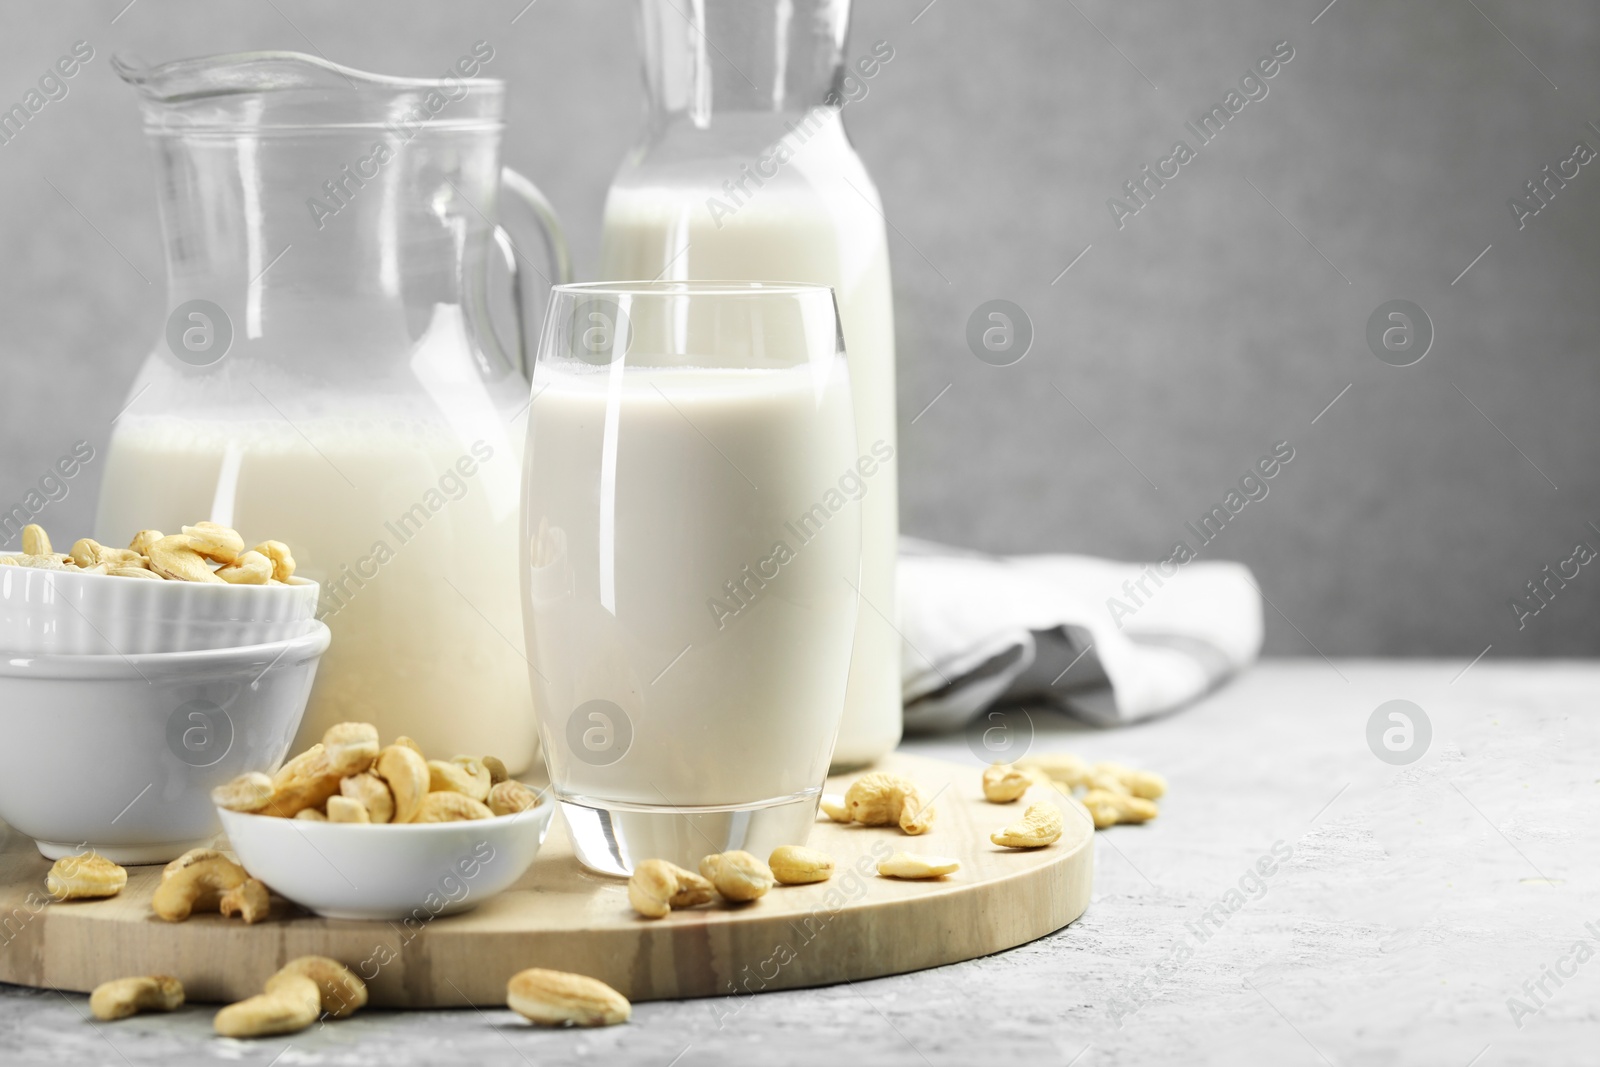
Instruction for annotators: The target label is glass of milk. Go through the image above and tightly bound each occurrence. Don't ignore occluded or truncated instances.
[523,281,861,875]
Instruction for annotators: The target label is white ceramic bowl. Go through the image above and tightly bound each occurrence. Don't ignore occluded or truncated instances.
[218,801,555,920]
[0,554,319,655]
[0,622,329,864]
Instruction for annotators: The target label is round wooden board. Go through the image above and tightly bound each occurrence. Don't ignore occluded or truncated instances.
[0,754,1092,1007]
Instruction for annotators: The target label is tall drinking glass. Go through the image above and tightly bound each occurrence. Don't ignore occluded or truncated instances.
[522,281,862,875]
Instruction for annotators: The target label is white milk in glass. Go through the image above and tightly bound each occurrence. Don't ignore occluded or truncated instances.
[523,363,861,807]
[600,114,900,768]
[96,410,537,771]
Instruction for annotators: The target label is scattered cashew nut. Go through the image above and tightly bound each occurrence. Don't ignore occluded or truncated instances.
[214,957,366,1037]
[507,968,630,1027]
[90,976,184,1021]
[1083,789,1159,829]
[768,845,834,885]
[982,762,1033,803]
[699,850,774,902]
[819,794,851,822]
[844,772,935,835]
[219,879,272,923]
[46,853,127,901]
[991,801,1065,848]
[267,956,368,1020]
[628,858,715,918]
[152,854,249,922]
[214,973,321,1038]
[877,852,961,879]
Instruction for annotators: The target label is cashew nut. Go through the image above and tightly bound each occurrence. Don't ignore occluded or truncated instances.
[428,758,491,802]
[1090,761,1168,800]
[266,956,367,1020]
[69,538,143,570]
[214,973,321,1038]
[991,801,1065,848]
[768,845,835,885]
[46,853,126,901]
[90,975,184,1021]
[249,540,296,581]
[507,968,630,1027]
[877,852,961,879]
[819,794,851,822]
[21,524,50,556]
[212,772,274,813]
[487,779,541,817]
[410,791,493,823]
[482,755,509,785]
[128,529,164,555]
[699,850,774,902]
[216,549,273,585]
[628,859,714,918]
[1083,788,1159,828]
[326,795,370,823]
[181,521,244,564]
[152,854,249,922]
[265,723,380,817]
[339,772,395,824]
[146,535,224,583]
[982,762,1032,803]
[375,743,429,823]
[219,879,271,923]
[844,772,935,835]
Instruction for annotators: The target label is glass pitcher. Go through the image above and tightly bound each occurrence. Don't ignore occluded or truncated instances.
[600,0,902,770]
[97,51,568,774]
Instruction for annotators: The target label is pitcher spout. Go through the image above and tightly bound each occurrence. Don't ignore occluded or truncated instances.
[111,48,503,130]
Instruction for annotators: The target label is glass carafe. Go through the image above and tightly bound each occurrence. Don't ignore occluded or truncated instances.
[600,0,902,769]
[98,51,568,773]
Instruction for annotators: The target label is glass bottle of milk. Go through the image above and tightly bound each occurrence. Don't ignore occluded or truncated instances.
[602,0,902,768]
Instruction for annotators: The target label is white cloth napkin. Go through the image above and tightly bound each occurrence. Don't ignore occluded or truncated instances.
[897,537,1263,732]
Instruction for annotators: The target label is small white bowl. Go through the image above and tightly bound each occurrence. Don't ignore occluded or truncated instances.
[0,622,329,864]
[218,802,555,920]
[0,554,319,655]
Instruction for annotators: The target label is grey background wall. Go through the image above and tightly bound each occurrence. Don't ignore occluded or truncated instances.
[0,0,1595,657]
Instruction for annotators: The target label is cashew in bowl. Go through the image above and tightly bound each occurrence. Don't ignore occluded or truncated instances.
[374,743,430,823]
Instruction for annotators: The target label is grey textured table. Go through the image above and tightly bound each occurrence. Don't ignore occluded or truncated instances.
[0,660,1591,1065]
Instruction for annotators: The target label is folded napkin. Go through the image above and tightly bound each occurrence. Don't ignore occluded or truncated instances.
[898,537,1263,732]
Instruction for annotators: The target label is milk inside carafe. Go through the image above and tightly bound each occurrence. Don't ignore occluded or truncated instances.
[98,51,567,772]
[601,0,902,767]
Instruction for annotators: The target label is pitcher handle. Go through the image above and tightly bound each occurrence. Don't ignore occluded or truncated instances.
[493,166,572,379]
